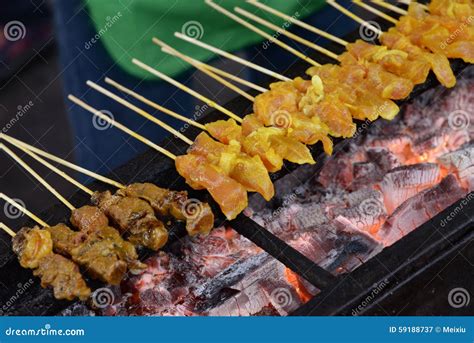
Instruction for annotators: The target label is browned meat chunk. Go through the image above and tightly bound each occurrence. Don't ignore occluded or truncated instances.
[92,191,169,250]
[70,205,109,233]
[46,224,131,284]
[118,183,214,236]
[34,254,91,301]
[12,227,91,300]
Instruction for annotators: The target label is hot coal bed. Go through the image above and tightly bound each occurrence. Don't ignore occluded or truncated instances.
[1,67,473,316]
[58,67,473,317]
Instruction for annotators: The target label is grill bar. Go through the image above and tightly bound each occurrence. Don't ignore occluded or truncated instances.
[231,214,337,289]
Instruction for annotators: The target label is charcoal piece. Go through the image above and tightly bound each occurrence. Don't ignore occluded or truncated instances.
[438,144,474,191]
[333,217,383,264]
[330,189,387,234]
[368,134,412,161]
[411,131,445,156]
[377,175,467,246]
[287,231,330,265]
[293,203,329,231]
[379,163,441,214]
[206,258,303,316]
[366,148,401,174]
[260,279,303,316]
[194,253,271,301]
[351,162,382,189]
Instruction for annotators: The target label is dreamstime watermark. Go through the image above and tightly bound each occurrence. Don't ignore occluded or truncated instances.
[262,12,300,50]
[359,198,384,217]
[84,11,123,50]
[359,20,381,42]
[352,278,390,315]
[448,110,471,131]
[181,198,204,220]
[440,192,474,227]
[2,101,34,133]
[3,21,26,41]
[270,287,293,308]
[178,104,208,134]
[448,287,470,308]
[3,197,26,220]
[92,110,114,130]
[5,324,85,337]
[91,287,115,309]
[263,189,302,226]
[440,16,474,50]
[270,109,292,129]
[0,279,34,315]
[181,21,204,40]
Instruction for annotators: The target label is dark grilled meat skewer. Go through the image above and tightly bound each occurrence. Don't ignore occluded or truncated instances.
[92,191,169,251]
[117,183,214,236]
[12,226,91,301]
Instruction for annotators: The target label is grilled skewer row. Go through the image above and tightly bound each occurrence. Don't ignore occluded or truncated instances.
[172,0,474,220]
[9,182,215,301]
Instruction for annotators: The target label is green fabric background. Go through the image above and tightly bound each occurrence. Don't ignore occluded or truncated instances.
[85,0,326,79]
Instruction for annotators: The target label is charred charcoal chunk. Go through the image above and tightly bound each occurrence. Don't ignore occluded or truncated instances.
[378,175,467,246]
[379,163,441,214]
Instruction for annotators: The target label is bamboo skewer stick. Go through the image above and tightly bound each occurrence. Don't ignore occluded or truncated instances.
[132,58,243,123]
[352,0,399,24]
[68,95,177,160]
[1,144,76,211]
[246,0,348,46]
[373,1,408,15]
[105,78,206,131]
[205,0,321,67]
[3,137,94,196]
[153,37,255,102]
[0,193,48,227]
[327,0,382,37]
[174,32,290,81]
[105,80,228,139]
[160,46,268,93]
[86,80,194,145]
[0,222,16,237]
[235,7,340,61]
[0,134,125,189]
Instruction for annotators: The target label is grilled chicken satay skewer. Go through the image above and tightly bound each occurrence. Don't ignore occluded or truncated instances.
[174,32,291,81]
[0,220,91,301]
[87,80,274,201]
[68,95,249,220]
[132,58,334,152]
[205,0,320,67]
[153,37,256,101]
[328,0,458,87]
[1,133,214,236]
[104,78,314,172]
[2,140,168,251]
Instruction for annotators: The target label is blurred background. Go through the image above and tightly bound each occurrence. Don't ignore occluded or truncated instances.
[1,0,363,228]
